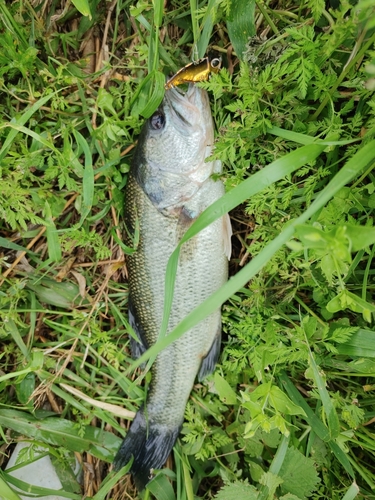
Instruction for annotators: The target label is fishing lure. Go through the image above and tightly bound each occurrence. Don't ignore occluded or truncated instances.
[165,56,221,90]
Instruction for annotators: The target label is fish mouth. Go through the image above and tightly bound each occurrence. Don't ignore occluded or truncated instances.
[164,84,211,131]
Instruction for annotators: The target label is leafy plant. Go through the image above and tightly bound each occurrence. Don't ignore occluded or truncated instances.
[1,1,375,499]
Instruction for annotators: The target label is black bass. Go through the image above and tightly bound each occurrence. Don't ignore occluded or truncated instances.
[114,85,231,490]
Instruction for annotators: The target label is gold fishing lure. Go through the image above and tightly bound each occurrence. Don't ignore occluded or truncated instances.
[165,56,221,90]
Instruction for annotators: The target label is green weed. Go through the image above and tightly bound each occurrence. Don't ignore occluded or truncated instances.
[1,1,375,499]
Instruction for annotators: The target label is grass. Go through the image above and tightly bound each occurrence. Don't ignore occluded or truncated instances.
[1,0,375,499]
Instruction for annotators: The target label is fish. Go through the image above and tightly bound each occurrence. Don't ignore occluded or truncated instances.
[165,56,222,90]
[113,84,231,490]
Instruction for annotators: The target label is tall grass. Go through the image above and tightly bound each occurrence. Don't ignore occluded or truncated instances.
[1,1,375,499]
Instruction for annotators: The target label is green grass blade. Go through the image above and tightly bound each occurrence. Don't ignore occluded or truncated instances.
[329,442,355,479]
[3,471,81,500]
[0,3,28,48]
[44,201,62,262]
[197,0,221,58]
[190,0,199,59]
[5,320,29,360]
[0,366,33,384]
[279,372,355,477]
[153,0,163,28]
[337,329,375,357]
[143,71,166,118]
[0,91,60,162]
[26,279,85,309]
[147,472,177,500]
[131,70,165,118]
[50,383,92,415]
[268,126,358,146]
[92,466,133,500]
[0,237,31,252]
[226,0,256,60]
[0,409,121,462]
[71,0,92,18]
[268,434,290,476]
[1,124,58,152]
[0,474,23,500]
[307,349,340,439]
[269,126,317,144]
[258,434,290,500]
[73,130,94,226]
[182,459,194,500]
[346,453,375,489]
[341,482,359,500]
[149,16,157,72]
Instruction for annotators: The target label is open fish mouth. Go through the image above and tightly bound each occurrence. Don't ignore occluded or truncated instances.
[164,84,209,129]
[164,85,197,128]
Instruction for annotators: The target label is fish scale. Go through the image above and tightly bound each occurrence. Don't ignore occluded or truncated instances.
[114,85,230,490]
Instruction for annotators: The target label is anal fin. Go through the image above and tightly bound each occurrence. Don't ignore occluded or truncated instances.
[128,298,149,360]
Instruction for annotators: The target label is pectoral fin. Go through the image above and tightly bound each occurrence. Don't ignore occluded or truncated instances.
[198,328,221,381]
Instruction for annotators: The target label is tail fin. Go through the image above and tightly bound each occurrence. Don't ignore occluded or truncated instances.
[113,409,181,490]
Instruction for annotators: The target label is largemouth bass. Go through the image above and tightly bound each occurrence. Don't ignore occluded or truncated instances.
[114,85,231,490]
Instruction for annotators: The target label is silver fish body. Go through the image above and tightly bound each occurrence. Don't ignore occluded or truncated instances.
[114,85,231,489]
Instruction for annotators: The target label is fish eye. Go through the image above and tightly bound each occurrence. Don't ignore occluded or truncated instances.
[211,58,221,68]
[150,112,165,130]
